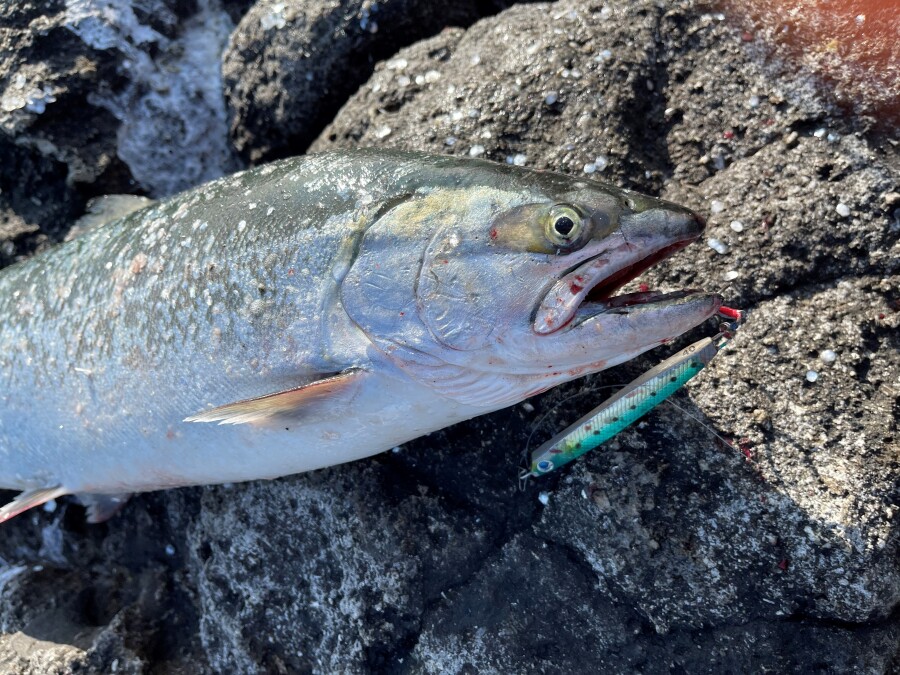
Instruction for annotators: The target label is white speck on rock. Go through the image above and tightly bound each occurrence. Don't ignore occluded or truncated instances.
[819,349,837,364]
[468,145,485,157]
[836,203,851,217]
[260,2,287,30]
[707,238,729,255]
[710,200,725,214]
[538,492,550,506]
[374,125,392,139]
[729,220,744,232]
[805,370,819,383]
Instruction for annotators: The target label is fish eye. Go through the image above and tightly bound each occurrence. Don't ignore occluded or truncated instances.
[545,205,585,247]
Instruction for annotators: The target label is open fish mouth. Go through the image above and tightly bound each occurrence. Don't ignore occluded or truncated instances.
[534,237,702,334]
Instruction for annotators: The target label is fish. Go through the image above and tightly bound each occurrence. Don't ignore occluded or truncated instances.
[522,309,743,480]
[0,149,721,523]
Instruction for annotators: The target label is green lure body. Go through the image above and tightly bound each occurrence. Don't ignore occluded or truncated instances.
[525,331,732,478]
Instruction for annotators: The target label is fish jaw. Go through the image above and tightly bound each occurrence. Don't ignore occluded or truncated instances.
[534,206,707,335]
[497,203,719,376]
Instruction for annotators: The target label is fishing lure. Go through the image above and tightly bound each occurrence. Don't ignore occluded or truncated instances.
[521,308,743,482]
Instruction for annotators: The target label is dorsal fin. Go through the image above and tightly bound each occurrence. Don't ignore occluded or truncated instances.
[65,194,155,241]
[0,486,67,524]
[184,369,366,426]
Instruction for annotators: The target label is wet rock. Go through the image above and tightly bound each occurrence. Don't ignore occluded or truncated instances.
[223,0,520,163]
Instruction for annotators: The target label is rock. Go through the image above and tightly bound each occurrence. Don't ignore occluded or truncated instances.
[223,0,520,163]
[1,0,899,672]
[0,0,241,257]
[312,1,676,194]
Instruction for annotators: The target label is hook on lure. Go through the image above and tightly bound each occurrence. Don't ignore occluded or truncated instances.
[519,307,744,486]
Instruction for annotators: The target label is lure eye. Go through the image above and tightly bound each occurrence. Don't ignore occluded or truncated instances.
[545,205,585,247]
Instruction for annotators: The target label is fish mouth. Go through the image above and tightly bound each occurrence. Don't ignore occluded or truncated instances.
[534,236,703,334]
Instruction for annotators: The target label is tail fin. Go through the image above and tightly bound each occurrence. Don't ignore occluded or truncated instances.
[0,486,67,524]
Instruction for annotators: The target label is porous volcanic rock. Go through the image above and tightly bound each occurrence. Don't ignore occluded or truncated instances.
[222,0,523,163]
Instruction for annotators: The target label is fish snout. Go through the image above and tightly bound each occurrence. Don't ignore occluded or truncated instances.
[618,196,706,246]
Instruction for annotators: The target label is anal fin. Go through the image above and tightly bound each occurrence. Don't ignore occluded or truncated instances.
[0,486,68,524]
[185,369,366,426]
[77,493,132,524]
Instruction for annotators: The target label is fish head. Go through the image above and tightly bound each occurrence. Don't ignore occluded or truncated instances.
[343,161,721,406]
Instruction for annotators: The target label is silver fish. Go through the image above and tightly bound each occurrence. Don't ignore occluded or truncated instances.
[0,150,720,522]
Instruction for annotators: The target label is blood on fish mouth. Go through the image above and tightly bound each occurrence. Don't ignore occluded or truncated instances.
[534,239,698,334]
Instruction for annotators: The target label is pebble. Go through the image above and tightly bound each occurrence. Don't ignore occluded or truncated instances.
[545,92,558,105]
[710,200,725,214]
[819,349,837,364]
[538,492,550,506]
[707,238,729,254]
[43,499,57,513]
[724,270,740,281]
[374,126,391,139]
[165,544,176,556]
[729,220,744,232]
[836,203,851,217]
[468,145,485,157]
[805,370,819,383]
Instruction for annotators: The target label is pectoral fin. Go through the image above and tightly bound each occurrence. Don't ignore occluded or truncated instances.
[0,486,67,524]
[185,369,366,426]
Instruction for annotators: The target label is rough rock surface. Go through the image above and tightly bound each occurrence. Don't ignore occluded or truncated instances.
[1,0,898,673]
[222,0,522,163]
[0,0,243,267]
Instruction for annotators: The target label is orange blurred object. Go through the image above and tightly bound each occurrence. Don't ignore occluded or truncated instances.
[718,0,899,126]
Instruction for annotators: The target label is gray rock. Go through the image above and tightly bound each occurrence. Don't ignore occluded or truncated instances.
[1,0,899,672]
[223,0,520,163]
[0,0,241,256]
